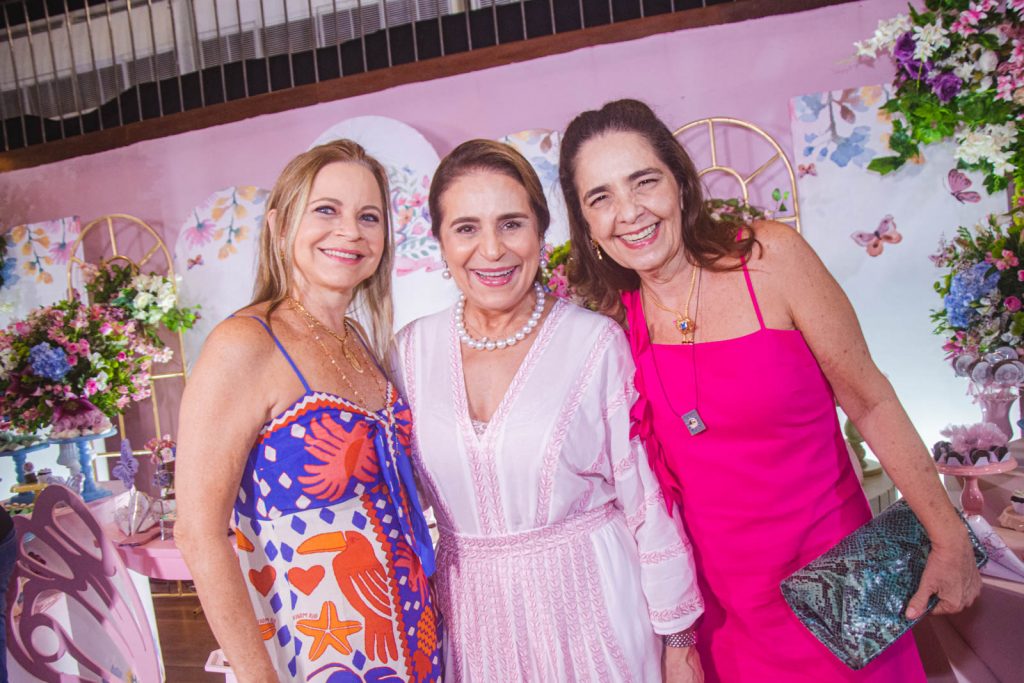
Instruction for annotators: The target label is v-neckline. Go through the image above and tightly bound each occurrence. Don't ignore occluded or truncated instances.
[450,298,566,447]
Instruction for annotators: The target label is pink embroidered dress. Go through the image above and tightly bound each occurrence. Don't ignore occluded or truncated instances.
[394,299,703,682]
[622,262,927,683]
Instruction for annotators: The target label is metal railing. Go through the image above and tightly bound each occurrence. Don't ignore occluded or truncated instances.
[0,0,733,153]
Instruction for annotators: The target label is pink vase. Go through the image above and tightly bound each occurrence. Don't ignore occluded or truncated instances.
[980,393,1017,440]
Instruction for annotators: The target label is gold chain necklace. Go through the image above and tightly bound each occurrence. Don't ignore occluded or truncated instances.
[288,298,385,409]
[288,296,364,374]
[643,264,701,344]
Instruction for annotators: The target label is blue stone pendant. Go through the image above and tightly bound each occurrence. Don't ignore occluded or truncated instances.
[675,317,695,344]
[682,409,706,436]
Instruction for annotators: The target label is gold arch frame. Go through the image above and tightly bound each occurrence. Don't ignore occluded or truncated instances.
[674,117,801,233]
[66,214,189,461]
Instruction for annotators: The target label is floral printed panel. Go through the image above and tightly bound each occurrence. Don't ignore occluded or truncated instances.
[789,84,1005,443]
[172,186,269,368]
[497,129,569,246]
[0,216,81,328]
[310,116,457,330]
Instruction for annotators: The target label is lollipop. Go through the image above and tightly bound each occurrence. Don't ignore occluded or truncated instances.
[953,354,977,377]
[971,360,993,384]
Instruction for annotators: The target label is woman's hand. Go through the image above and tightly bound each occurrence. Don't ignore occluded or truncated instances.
[906,532,981,619]
[662,645,704,683]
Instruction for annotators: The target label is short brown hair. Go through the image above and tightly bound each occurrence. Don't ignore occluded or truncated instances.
[251,139,394,360]
[559,99,756,319]
[429,139,550,241]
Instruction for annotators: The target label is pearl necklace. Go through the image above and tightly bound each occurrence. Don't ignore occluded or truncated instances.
[456,283,546,351]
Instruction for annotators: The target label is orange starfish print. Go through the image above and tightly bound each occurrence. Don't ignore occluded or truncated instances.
[295,601,362,661]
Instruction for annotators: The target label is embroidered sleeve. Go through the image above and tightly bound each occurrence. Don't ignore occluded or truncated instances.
[605,331,704,634]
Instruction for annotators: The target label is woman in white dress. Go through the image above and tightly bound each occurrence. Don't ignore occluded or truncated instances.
[393,139,704,682]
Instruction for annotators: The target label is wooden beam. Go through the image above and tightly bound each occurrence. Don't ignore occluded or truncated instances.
[0,0,851,172]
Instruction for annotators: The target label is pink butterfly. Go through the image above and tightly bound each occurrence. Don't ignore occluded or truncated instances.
[797,163,817,178]
[851,215,902,257]
[947,169,981,203]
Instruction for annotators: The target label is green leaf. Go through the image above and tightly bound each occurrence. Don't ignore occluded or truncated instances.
[868,156,906,175]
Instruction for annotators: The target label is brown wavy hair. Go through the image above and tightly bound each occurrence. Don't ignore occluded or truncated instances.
[429,139,551,241]
[559,99,757,321]
[251,139,394,361]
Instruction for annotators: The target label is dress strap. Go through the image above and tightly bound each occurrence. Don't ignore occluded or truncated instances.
[736,228,766,331]
[234,315,312,392]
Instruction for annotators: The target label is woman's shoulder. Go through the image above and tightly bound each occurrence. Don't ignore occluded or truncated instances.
[199,306,280,371]
[744,219,813,265]
[557,299,628,346]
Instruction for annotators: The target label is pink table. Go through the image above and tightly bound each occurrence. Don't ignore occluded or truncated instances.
[117,535,192,581]
[913,527,1024,683]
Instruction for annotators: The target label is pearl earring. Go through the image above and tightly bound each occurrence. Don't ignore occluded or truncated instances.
[441,259,451,279]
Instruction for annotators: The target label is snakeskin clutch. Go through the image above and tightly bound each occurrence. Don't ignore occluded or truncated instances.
[780,499,987,670]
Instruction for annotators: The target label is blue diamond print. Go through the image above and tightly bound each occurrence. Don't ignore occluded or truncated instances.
[277,625,291,646]
[294,637,303,656]
[353,651,366,670]
[290,516,307,534]
[290,592,298,609]
[270,593,282,614]
[288,658,297,677]
[280,543,293,563]
[319,508,336,524]
[251,519,262,535]
[351,511,367,529]
[263,540,278,561]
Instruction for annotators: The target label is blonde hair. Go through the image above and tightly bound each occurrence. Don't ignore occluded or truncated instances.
[251,139,394,361]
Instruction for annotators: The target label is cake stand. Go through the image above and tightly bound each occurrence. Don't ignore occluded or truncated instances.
[1,441,50,504]
[48,428,117,502]
[936,459,1018,517]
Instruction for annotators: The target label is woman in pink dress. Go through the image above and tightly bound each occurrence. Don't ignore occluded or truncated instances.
[557,99,981,682]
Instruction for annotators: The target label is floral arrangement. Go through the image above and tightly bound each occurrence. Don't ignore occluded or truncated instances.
[84,262,199,347]
[0,298,161,434]
[145,434,176,492]
[856,0,1024,193]
[705,197,771,224]
[930,209,1024,362]
[540,241,576,302]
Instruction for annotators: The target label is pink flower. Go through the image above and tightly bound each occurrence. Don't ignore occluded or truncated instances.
[1017,269,1024,281]
[117,351,127,362]
[184,217,216,249]
[1006,296,1022,312]
[83,378,100,396]
[99,322,113,335]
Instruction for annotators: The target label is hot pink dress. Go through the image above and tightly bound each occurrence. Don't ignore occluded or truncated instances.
[622,262,927,683]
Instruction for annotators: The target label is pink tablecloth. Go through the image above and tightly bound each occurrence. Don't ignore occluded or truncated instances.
[913,527,1024,683]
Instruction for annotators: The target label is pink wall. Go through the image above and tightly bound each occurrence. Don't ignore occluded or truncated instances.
[0,0,899,236]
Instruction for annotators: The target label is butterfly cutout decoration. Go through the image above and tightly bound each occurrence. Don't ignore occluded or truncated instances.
[797,163,817,178]
[947,169,982,203]
[851,215,902,257]
[187,254,204,270]
[6,485,162,682]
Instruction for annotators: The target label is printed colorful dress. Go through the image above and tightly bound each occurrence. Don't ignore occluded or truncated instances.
[232,317,442,682]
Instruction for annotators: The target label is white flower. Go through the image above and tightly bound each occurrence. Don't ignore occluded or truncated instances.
[855,40,879,59]
[979,50,1000,73]
[0,348,13,381]
[133,291,155,310]
[153,347,174,364]
[953,61,976,81]
[913,21,951,60]
[979,76,994,91]
[856,14,912,58]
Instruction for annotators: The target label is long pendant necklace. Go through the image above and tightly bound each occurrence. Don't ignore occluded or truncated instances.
[643,268,706,436]
[643,264,700,344]
[289,296,365,374]
[288,298,385,408]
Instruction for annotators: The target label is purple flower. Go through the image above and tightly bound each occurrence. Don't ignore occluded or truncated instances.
[28,342,70,381]
[893,32,916,62]
[930,71,963,103]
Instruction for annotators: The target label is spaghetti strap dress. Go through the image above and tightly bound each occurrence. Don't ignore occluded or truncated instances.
[622,262,926,683]
[230,316,442,682]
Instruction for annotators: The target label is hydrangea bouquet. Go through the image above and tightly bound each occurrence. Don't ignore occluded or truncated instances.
[932,210,1024,358]
[0,298,162,435]
[856,0,1024,193]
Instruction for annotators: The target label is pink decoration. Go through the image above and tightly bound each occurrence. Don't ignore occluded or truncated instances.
[5,485,161,682]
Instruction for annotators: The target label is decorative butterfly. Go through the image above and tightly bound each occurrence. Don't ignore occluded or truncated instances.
[851,215,902,257]
[797,163,817,178]
[947,169,982,203]
[187,254,204,270]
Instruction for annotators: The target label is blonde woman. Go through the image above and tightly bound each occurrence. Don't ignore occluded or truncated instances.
[176,140,441,683]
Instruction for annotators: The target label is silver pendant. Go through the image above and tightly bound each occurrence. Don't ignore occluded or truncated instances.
[682,409,706,436]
